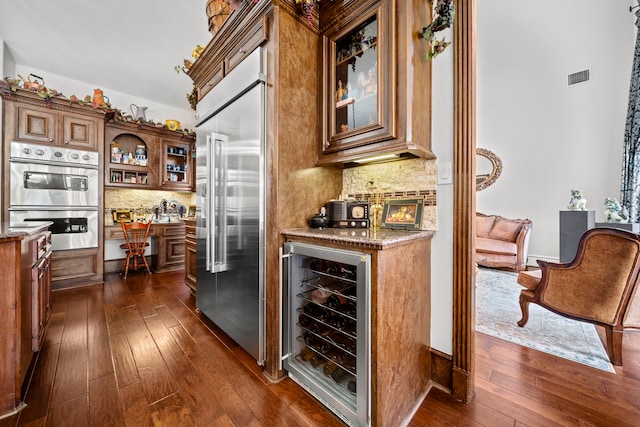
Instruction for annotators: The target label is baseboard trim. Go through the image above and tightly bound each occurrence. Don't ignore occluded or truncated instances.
[430,348,453,391]
[527,254,559,265]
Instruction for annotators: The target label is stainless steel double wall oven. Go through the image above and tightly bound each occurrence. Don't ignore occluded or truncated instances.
[9,141,99,251]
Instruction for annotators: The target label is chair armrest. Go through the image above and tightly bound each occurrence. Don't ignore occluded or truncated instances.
[514,222,532,268]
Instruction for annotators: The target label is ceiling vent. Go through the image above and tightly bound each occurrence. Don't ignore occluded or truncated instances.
[568,69,590,86]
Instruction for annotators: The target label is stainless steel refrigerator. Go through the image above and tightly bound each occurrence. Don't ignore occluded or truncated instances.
[195,48,266,364]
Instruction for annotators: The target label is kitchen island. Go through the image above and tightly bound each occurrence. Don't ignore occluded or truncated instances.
[0,221,52,419]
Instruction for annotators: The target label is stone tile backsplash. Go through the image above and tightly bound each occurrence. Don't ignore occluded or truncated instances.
[104,158,438,230]
[105,189,195,224]
[342,158,438,230]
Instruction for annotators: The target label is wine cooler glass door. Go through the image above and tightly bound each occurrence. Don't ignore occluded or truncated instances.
[282,242,370,427]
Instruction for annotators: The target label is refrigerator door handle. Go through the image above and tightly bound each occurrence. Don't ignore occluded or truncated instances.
[211,135,229,273]
[205,134,212,271]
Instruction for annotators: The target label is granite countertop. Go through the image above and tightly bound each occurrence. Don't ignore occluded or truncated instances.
[281,227,435,250]
[105,219,186,227]
[0,221,53,240]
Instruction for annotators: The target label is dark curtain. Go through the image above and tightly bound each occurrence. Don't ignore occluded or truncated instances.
[621,5,640,222]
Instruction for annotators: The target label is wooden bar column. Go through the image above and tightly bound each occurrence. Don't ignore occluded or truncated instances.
[451,0,476,403]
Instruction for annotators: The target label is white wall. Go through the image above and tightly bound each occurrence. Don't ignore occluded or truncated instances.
[2,39,15,78]
[0,39,15,215]
[431,27,454,354]
[13,65,196,129]
[477,0,635,263]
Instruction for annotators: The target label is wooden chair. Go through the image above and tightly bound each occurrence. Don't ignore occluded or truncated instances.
[517,227,640,366]
[120,220,152,278]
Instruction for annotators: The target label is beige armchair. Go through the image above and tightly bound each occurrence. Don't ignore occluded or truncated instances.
[517,227,640,366]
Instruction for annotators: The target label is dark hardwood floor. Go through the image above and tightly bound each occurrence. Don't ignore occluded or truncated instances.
[2,270,639,426]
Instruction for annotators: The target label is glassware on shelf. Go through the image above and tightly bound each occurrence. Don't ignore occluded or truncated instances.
[333,15,378,134]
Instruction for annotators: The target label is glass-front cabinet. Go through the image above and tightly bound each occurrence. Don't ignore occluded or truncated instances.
[162,138,192,190]
[318,0,434,166]
[322,2,392,155]
[334,15,378,136]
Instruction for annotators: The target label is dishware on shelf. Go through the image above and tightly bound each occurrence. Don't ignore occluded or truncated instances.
[130,104,148,121]
[165,119,181,130]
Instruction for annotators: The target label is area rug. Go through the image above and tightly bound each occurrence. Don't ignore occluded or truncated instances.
[475,267,615,373]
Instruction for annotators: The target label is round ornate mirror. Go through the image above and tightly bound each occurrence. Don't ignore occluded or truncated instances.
[476,148,502,191]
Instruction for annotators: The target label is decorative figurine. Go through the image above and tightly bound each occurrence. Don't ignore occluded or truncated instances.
[335,80,347,101]
[567,189,587,211]
[604,198,630,223]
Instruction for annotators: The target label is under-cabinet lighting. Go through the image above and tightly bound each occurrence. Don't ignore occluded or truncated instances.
[352,154,400,164]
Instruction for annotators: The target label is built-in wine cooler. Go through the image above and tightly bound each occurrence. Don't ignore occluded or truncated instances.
[281,242,371,427]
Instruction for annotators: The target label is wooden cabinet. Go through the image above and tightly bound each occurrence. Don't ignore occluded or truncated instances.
[161,138,193,190]
[2,90,105,290]
[105,121,195,191]
[191,12,267,100]
[318,0,435,165]
[31,232,52,352]
[153,223,186,273]
[184,219,196,293]
[51,248,101,289]
[14,101,99,150]
[0,227,52,418]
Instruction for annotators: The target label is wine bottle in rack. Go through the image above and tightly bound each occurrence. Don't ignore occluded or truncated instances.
[299,312,313,328]
[343,285,357,298]
[303,331,318,348]
[344,318,357,337]
[303,302,330,322]
[299,346,323,368]
[327,313,348,329]
[325,330,356,354]
[323,361,340,377]
[330,366,349,383]
[308,321,332,338]
[326,261,339,276]
[347,377,357,393]
[336,301,357,318]
[325,293,348,308]
[309,259,320,271]
[338,264,357,280]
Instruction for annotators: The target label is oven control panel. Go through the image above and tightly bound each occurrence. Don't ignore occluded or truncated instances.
[10,142,99,167]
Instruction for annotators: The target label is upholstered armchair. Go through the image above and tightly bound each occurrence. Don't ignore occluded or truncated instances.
[517,227,640,366]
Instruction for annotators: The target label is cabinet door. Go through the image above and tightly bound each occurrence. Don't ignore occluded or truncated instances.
[185,222,196,292]
[32,252,51,352]
[16,105,57,144]
[162,237,186,269]
[161,139,192,190]
[51,249,100,287]
[62,113,98,149]
[321,1,394,155]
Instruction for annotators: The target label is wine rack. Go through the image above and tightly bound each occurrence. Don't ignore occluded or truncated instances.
[282,242,370,427]
[295,259,359,395]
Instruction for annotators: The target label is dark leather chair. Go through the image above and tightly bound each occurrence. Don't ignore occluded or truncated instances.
[517,227,640,366]
[120,220,152,278]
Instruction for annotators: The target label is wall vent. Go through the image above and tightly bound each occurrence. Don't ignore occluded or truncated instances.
[568,69,590,85]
